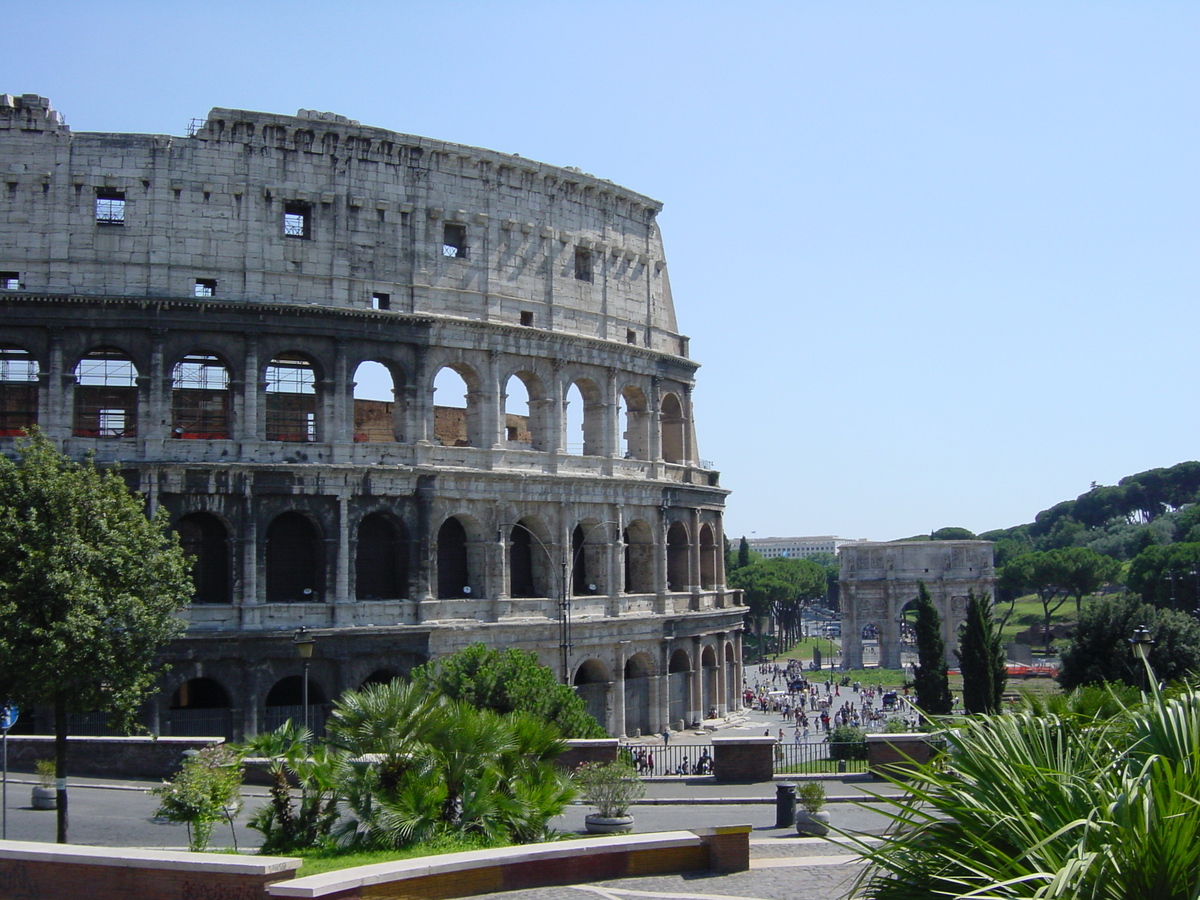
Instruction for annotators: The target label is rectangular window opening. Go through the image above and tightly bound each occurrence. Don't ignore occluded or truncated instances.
[627,329,637,345]
[574,247,593,282]
[95,191,126,226]
[371,292,391,310]
[283,201,312,239]
[194,278,217,298]
[0,272,19,290]
[520,311,534,327]
[442,223,467,259]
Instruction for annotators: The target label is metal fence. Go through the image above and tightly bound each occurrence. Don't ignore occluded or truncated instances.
[620,740,868,777]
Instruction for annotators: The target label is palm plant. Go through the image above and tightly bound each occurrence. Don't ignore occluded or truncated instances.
[850,683,1200,899]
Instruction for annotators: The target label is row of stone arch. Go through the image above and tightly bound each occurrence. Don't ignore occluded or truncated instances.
[0,344,691,462]
[177,508,724,604]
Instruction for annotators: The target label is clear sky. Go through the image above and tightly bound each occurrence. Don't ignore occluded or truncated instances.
[12,1,1198,541]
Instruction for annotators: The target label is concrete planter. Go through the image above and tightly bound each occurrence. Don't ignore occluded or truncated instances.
[585,814,634,834]
[31,785,56,810]
[795,809,830,837]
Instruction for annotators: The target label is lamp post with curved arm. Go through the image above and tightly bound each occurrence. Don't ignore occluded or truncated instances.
[499,520,620,683]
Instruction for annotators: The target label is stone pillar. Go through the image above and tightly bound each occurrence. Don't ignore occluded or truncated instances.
[549,364,565,454]
[652,672,668,733]
[483,350,502,449]
[681,384,695,465]
[602,367,619,458]
[654,518,669,614]
[147,328,168,444]
[648,376,662,462]
[329,339,351,445]
[42,326,64,436]
[609,509,625,615]
[689,507,702,595]
[733,632,744,710]
[239,483,259,614]
[241,337,259,443]
[715,634,727,717]
[334,492,351,613]
[689,636,703,726]
[613,647,627,738]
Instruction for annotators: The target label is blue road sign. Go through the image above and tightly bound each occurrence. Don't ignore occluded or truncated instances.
[1,705,17,730]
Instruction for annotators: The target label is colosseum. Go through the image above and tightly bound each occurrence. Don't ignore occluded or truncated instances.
[0,94,743,740]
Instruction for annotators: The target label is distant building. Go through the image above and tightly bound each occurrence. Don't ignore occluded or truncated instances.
[839,541,995,668]
[746,536,867,560]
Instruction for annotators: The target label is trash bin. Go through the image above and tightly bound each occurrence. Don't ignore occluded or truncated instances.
[775,781,796,828]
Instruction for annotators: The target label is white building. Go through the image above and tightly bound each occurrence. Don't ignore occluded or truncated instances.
[745,536,867,560]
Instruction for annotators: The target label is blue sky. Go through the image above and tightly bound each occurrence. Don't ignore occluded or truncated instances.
[13,1,1198,540]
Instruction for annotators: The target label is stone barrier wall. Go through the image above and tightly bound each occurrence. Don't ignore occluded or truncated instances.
[710,736,775,782]
[3,735,219,779]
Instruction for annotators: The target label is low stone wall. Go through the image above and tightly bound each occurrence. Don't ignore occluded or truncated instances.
[866,733,943,776]
[268,827,751,900]
[711,735,774,782]
[3,735,221,779]
[0,840,300,900]
[557,738,620,770]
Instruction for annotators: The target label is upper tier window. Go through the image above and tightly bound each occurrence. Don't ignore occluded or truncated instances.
[284,202,312,239]
[95,191,125,226]
[442,223,467,259]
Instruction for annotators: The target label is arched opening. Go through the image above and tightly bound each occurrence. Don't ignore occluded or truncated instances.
[264,675,329,735]
[265,353,317,442]
[359,669,402,690]
[507,520,544,598]
[624,520,655,594]
[620,385,649,460]
[623,653,653,737]
[699,524,717,590]
[725,640,739,710]
[266,512,323,603]
[352,361,397,443]
[660,392,685,464]
[572,521,608,596]
[701,645,718,719]
[0,346,39,436]
[573,659,611,731]
[667,649,691,729]
[166,677,232,739]
[666,522,690,592]
[175,512,231,604]
[436,516,471,599]
[74,348,138,438]
[564,379,603,456]
[433,366,478,447]
[356,513,407,600]
[503,374,531,447]
[171,354,230,439]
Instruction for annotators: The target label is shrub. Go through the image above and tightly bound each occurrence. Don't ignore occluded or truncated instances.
[827,725,868,760]
[152,745,244,852]
[573,761,644,818]
[796,781,825,814]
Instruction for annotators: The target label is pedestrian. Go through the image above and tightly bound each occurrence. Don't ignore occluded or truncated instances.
[662,729,670,745]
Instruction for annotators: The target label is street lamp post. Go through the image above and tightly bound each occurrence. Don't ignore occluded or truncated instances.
[1129,624,1154,693]
[293,627,316,734]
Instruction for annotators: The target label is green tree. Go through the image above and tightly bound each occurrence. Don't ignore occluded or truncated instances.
[737,536,751,570]
[729,558,811,661]
[411,644,605,738]
[910,583,952,715]
[1127,542,1200,612]
[955,591,1006,715]
[1003,550,1076,652]
[931,527,976,541]
[1057,593,1200,691]
[151,744,244,851]
[0,431,192,842]
[326,681,575,849]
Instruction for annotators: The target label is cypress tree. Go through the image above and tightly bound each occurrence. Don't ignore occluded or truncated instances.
[956,590,1007,714]
[911,582,953,715]
[737,536,751,570]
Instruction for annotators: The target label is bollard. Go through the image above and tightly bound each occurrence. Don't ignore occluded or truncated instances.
[775,781,796,828]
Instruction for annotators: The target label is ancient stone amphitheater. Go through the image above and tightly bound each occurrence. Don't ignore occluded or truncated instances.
[0,94,743,739]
